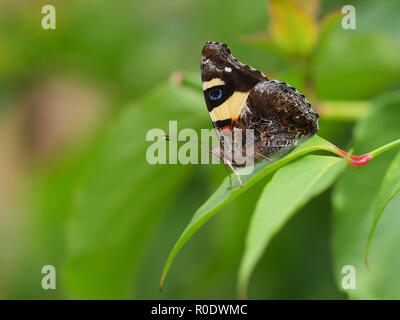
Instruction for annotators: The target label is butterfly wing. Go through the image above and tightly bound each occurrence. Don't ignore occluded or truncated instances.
[235,80,319,159]
[201,41,267,133]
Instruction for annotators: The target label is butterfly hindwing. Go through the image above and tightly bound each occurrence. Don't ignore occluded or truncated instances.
[235,80,319,159]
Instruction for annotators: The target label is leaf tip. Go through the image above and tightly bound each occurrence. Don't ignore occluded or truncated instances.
[237,274,249,300]
[328,143,372,167]
[237,288,248,300]
[364,255,370,272]
[348,153,372,167]
[160,275,166,293]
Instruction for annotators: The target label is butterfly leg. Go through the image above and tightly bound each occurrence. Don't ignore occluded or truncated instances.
[226,161,243,188]
[223,164,233,190]
[261,155,273,163]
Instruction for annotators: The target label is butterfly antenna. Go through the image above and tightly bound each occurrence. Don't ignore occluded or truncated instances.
[162,134,209,146]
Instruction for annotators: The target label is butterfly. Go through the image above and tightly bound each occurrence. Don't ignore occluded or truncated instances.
[201,41,319,187]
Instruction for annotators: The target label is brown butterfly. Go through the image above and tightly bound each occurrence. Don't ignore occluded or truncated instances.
[201,41,319,187]
[201,41,319,185]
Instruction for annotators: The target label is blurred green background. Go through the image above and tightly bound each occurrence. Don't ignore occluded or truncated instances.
[0,0,400,299]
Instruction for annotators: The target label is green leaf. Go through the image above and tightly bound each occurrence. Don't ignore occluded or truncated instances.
[365,150,400,264]
[160,135,343,288]
[332,91,400,299]
[63,79,209,299]
[238,155,346,297]
[312,2,400,100]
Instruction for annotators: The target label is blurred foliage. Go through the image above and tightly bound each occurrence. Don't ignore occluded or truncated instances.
[332,92,400,299]
[0,0,400,300]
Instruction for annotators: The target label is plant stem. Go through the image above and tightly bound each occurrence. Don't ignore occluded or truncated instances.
[317,101,370,121]
[370,138,400,158]
[321,137,400,167]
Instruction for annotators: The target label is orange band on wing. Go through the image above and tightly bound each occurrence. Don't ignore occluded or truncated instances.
[221,125,231,131]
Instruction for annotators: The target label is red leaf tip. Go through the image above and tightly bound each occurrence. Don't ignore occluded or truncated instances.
[329,144,372,167]
[348,153,372,167]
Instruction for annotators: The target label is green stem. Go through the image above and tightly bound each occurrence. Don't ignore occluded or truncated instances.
[317,101,369,121]
[370,138,400,158]
[320,137,400,167]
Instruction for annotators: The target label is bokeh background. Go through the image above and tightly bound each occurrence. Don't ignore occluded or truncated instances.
[0,0,400,299]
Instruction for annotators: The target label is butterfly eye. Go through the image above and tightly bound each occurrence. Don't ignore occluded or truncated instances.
[291,113,306,125]
[208,87,223,101]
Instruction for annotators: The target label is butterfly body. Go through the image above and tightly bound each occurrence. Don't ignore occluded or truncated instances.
[201,41,319,169]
